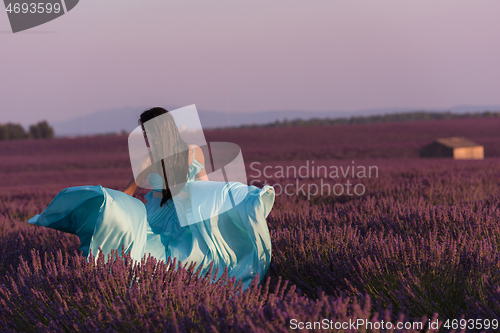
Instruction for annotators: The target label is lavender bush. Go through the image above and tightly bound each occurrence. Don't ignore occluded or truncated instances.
[1,119,499,331]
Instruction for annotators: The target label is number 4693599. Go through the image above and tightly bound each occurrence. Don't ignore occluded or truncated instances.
[5,3,62,14]
[443,318,498,330]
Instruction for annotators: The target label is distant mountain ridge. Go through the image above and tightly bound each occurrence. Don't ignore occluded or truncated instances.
[236,110,500,129]
[52,104,500,137]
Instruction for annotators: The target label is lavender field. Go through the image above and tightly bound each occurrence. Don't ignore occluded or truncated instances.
[1,118,500,332]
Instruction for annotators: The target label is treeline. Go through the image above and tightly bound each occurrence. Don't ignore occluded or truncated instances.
[0,121,54,140]
[237,110,500,129]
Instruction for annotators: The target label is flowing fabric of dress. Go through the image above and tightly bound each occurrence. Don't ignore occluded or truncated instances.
[28,145,275,290]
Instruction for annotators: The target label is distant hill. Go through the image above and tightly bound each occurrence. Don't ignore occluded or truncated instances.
[235,110,500,129]
[52,104,500,136]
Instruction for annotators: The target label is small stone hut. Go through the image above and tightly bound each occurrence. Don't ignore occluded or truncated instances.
[420,137,484,159]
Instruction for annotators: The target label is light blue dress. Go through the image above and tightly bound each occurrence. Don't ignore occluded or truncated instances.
[28,145,275,290]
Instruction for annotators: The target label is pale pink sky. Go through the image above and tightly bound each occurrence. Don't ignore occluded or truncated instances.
[1,0,500,126]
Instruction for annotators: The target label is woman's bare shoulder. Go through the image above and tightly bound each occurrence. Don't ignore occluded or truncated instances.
[190,144,205,161]
[187,144,204,166]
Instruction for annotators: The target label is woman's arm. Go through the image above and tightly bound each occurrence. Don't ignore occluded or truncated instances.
[124,176,140,196]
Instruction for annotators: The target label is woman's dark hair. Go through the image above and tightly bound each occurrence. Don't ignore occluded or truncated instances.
[139,107,189,207]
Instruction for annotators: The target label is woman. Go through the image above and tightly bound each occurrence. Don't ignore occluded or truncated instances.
[29,107,275,290]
